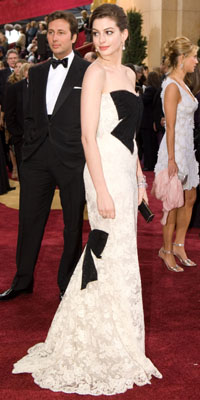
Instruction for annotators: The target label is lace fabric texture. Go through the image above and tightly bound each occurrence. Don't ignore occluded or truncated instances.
[12,92,162,395]
[155,77,199,190]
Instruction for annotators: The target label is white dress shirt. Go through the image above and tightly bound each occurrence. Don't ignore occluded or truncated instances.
[46,50,74,115]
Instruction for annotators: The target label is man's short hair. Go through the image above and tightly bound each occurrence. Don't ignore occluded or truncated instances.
[47,10,78,38]
[6,49,18,59]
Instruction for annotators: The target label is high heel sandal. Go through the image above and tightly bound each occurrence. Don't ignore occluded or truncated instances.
[158,248,184,272]
[173,243,197,267]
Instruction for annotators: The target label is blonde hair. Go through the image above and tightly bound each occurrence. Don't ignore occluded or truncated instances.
[163,36,198,70]
[8,71,20,84]
[0,60,5,70]
[19,62,31,80]
[7,60,26,84]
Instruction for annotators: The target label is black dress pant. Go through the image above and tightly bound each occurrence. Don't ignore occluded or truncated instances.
[14,139,23,182]
[12,137,85,292]
[0,131,10,194]
[140,128,158,171]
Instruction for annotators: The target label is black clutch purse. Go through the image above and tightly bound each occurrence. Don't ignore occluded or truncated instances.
[138,200,154,223]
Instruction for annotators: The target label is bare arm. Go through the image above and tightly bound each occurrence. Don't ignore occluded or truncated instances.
[137,157,148,205]
[164,83,180,177]
[81,63,115,219]
[126,66,148,205]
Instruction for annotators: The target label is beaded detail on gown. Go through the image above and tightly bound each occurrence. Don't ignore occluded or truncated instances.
[155,77,199,190]
[12,90,162,395]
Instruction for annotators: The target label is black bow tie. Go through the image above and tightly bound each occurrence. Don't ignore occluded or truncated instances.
[51,58,68,69]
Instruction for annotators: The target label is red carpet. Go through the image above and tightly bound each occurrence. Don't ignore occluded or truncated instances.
[0,172,200,400]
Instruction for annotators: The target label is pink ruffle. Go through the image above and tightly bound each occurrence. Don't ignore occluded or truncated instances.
[151,168,184,225]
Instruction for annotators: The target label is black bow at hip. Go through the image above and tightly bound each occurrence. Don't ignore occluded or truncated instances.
[51,58,68,69]
[81,229,109,290]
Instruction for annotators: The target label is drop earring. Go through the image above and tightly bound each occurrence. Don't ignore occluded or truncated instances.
[122,43,125,51]
[180,63,183,69]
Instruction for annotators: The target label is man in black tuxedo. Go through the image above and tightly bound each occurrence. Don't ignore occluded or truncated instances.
[0,11,89,301]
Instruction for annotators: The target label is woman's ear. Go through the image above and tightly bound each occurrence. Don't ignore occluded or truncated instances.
[178,54,185,66]
[122,28,128,43]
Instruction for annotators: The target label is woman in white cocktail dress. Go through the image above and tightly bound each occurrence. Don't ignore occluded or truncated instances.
[155,36,199,272]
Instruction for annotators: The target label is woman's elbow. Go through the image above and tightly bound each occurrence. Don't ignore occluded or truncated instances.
[81,133,96,147]
[166,123,175,134]
[81,134,88,148]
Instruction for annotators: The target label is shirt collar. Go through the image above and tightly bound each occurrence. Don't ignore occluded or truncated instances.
[53,50,74,71]
[53,50,74,66]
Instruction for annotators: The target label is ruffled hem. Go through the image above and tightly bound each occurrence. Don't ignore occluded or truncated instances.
[13,360,162,396]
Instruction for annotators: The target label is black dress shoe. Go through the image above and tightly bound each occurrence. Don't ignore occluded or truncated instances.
[7,186,16,191]
[59,290,66,301]
[0,283,33,301]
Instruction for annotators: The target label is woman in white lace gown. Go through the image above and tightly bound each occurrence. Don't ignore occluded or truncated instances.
[155,37,199,272]
[12,4,162,395]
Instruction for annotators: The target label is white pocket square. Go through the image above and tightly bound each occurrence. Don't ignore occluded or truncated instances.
[73,86,82,89]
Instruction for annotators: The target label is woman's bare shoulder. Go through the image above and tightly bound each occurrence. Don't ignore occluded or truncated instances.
[124,64,136,80]
[165,81,180,97]
[83,60,106,83]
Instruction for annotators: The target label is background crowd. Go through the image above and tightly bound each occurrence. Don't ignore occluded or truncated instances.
[0,13,200,203]
[0,4,199,395]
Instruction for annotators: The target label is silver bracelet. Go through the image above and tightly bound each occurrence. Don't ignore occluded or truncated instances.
[138,182,148,188]
[137,175,148,188]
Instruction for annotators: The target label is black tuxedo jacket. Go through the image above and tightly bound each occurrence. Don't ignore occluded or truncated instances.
[23,55,90,168]
[5,78,28,145]
[0,67,12,106]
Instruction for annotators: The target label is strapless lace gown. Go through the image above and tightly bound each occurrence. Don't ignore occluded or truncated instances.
[13,90,162,395]
[155,77,199,189]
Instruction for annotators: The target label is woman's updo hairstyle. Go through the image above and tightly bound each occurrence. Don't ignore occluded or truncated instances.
[163,36,198,70]
[89,4,128,32]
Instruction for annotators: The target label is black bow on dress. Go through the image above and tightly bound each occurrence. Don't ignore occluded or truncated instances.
[81,229,109,290]
[50,58,68,69]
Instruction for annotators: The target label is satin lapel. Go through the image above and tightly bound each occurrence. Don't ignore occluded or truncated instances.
[38,60,51,117]
[22,79,29,114]
[51,55,82,118]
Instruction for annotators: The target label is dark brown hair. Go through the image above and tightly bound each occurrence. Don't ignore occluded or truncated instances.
[47,10,78,38]
[147,71,161,89]
[90,4,128,32]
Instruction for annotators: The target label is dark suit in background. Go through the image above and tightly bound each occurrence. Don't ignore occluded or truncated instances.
[0,131,11,194]
[5,78,29,180]
[0,67,12,107]
[140,85,158,171]
[0,67,12,166]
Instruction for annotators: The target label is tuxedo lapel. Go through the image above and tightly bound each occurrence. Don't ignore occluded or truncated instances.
[37,61,51,117]
[51,55,83,118]
[22,79,29,114]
